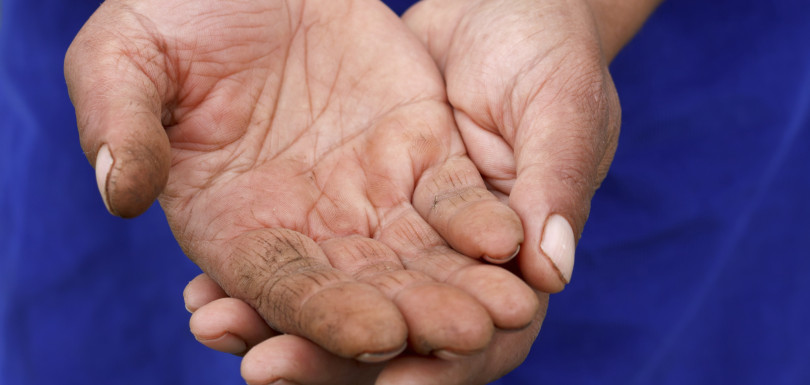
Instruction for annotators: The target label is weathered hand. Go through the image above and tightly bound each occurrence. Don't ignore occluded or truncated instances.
[403,0,624,292]
[184,273,548,385]
[65,0,538,361]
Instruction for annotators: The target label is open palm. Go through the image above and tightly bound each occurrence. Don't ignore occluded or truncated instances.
[66,0,538,360]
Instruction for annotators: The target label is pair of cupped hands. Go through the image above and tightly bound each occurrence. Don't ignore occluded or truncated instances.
[65,0,622,383]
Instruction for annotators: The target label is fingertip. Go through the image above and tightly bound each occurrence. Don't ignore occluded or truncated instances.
[300,283,408,359]
[519,249,568,294]
[508,173,580,293]
[355,343,407,363]
[516,213,577,293]
[446,199,524,261]
[447,265,539,330]
[395,283,494,356]
[432,349,470,361]
[242,335,380,385]
[483,244,520,265]
[194,332,247,355]
[103,137,170,218]
[182,285,194,314]
[413,155,523,262]
[375,354,470,385]
[241,341,281,385]
[190,298,276,354]
[183,274,227,313]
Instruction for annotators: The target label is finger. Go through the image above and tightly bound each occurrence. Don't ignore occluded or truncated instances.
[64,4,172,217]
[242,334,383,385]
[400,0,458,72]
[190,298,277,355]
[453,111,517,194]
[184,273,275,354]
[377,293,548,385]
[183,273,228,313]
[445,264,540,330]
[360,108,523,264]
[240,297,545,385]
[508,67,621,293]
[379,211,539,331]
[320,236,493,357]
[207,228,408,361]
[413,155,524,264]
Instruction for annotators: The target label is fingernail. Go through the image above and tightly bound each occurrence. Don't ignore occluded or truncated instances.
[540,214,575,284]
[182,284,193,313]
[483,244,521,264]
[355,343,407,363]
[95,144,113,213]
[196,332,247,355]
[269,380,300,385]
[433,349,470,361]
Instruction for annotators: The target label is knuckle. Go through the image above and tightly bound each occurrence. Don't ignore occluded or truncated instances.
[552,153,598,197]
[558,65,611,128]
[222,229,356,334]
[384,212,444,252]
[430,186,489,214]
[222,229,312,309]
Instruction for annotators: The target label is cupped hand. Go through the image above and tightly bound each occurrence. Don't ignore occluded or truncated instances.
[65,0,538,361]
[403,0,623,292]
[184,273,548,385]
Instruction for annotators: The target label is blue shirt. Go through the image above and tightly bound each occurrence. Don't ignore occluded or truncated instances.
[2,0,808,384]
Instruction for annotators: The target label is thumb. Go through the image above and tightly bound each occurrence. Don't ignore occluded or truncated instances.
[509,69,621,293]
[65,7,171,218]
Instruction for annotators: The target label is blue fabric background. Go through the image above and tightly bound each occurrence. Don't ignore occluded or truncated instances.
[1,0,808,384]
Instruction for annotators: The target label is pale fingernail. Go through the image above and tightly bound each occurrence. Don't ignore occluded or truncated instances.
[540,215,575,284]
[182,285,194,313]
[355,343,407,363]
[269,380,300,385]
[433,349,469,361]
[196,332,247,355]
[483,244,521,264]
[95,144,113,213]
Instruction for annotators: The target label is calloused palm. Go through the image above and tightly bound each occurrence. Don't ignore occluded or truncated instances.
[65,0,540,360]
[403,0,625,292]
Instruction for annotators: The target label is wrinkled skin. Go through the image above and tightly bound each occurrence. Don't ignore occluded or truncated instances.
[182,0,626,383]
[404,0,622,293]
[65,0,541,361]
[185,273,547,385]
